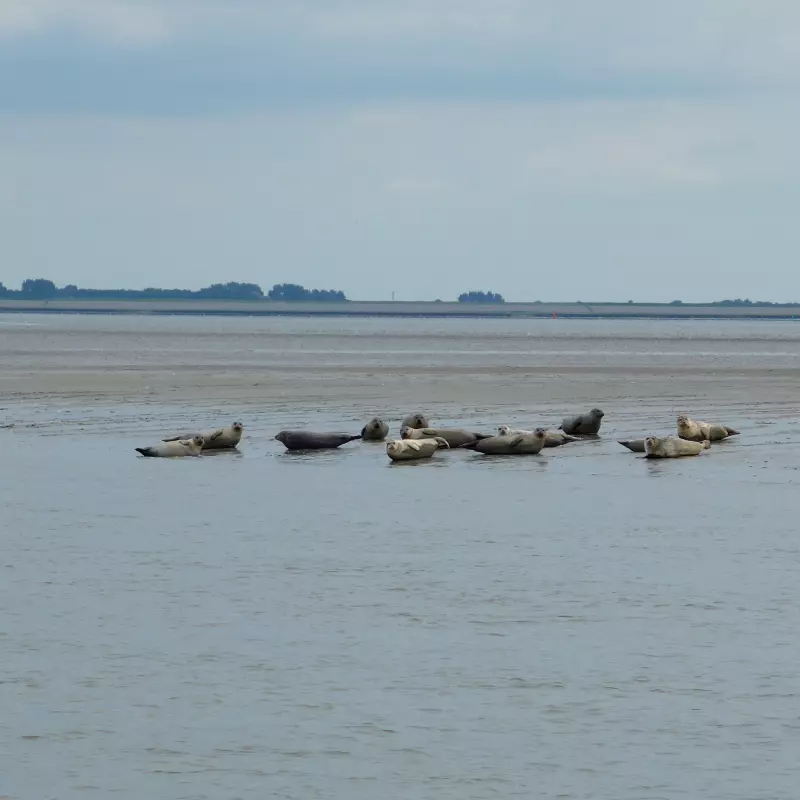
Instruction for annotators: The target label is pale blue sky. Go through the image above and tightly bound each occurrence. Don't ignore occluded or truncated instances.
[2,1,799,301]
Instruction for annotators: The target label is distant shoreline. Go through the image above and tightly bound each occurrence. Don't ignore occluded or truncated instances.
[1,298,799,320]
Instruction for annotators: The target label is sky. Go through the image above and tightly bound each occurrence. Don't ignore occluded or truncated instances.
[2,0,800,302]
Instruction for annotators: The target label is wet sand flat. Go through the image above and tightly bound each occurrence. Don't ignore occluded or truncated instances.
[2,313,799,420]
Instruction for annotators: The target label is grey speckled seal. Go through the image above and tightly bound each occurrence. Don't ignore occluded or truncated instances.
[274,430,361,451]
[461,429,547,455]
[401,427,490,448]
[361,417,390,441]
[163,422,243,450]
[400,413,429,431]
[559,408,604,436]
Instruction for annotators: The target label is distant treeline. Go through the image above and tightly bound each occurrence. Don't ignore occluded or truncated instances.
[1,279,798,306]
[0,279,347,302]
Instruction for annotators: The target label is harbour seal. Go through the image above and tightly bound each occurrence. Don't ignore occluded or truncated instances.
[400,426,490,448]
[136,435,205,458]
[558,408,605,436]
[274,430,361,451]
[644,435,710,459]
[676,415,740,442]
[361,417,390,441]
[386,437,450,462]
[497,425,579,448]
[400,413,429,431]
[163,421,243,450]
[462,428,547,455]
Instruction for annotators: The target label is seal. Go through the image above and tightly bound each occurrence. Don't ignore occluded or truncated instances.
[558,408,605,436]
[462,428,547,455]
[498,425,579,448]
[136,435,204,458]
[644,435,710,458]
[400,426,490,448]
[400,413,429,431]
[274,430,361,451]
[361,417,390,441]
[386,437,450,462]
[676,415,740,442]
[163,421,243,450]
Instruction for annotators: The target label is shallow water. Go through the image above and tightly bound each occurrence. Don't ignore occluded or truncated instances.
[1,315,800,800]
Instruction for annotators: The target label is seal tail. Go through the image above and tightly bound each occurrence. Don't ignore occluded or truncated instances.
[459,440,479,450]
[473,432,492,440]
[346,434,361,443]
[701,440,711,450]
[135,447,155,457]
[724,427,740,436]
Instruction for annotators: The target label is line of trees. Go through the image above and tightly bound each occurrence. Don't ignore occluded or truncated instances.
[458,291,506,304]
[3,280,797,307]
[0,279,349,302]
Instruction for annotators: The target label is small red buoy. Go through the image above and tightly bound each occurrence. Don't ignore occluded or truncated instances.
[552,312,557,319]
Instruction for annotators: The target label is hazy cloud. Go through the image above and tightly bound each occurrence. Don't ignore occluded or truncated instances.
[2,2,799,301]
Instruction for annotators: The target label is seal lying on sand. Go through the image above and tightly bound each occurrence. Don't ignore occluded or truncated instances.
[361,417,390,441]
[644,435,710,459]
[400,413,429,431]
[275,430,361,451]
[498,425,578,448]
[386,437,450,462]
[462,428,547,455]
[136,436,205,458]
[400,426,489,448]
[558,408,604,436]
[163,422,243,450]
[676,415,739,442]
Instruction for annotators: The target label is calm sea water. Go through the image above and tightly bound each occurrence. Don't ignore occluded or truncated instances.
[1,314,800,800]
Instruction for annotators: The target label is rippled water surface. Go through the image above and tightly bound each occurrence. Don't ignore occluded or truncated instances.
[1,314,800,800]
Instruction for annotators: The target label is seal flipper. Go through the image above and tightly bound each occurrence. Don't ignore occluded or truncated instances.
[135,447,155,457]
[724,427,740,436]
[459,440,479,450]
[618,439,645,453]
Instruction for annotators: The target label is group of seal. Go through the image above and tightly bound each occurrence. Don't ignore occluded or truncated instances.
[133,409,741,463]
[617,414,740,459]
[134,422,243,458]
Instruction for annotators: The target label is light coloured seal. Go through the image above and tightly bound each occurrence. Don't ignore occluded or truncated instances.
[400,426,489,448]
[644,435,710,458]
[163,421,243,450]
[136,435,205,458]
[498,425,579,448]
[386,437,450,462]
[361,417,390,441]
[275,430,361,451]
[558,408,605,436]
[676,415,739,442]
[400,413,429,432]
[462,428,547,455]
